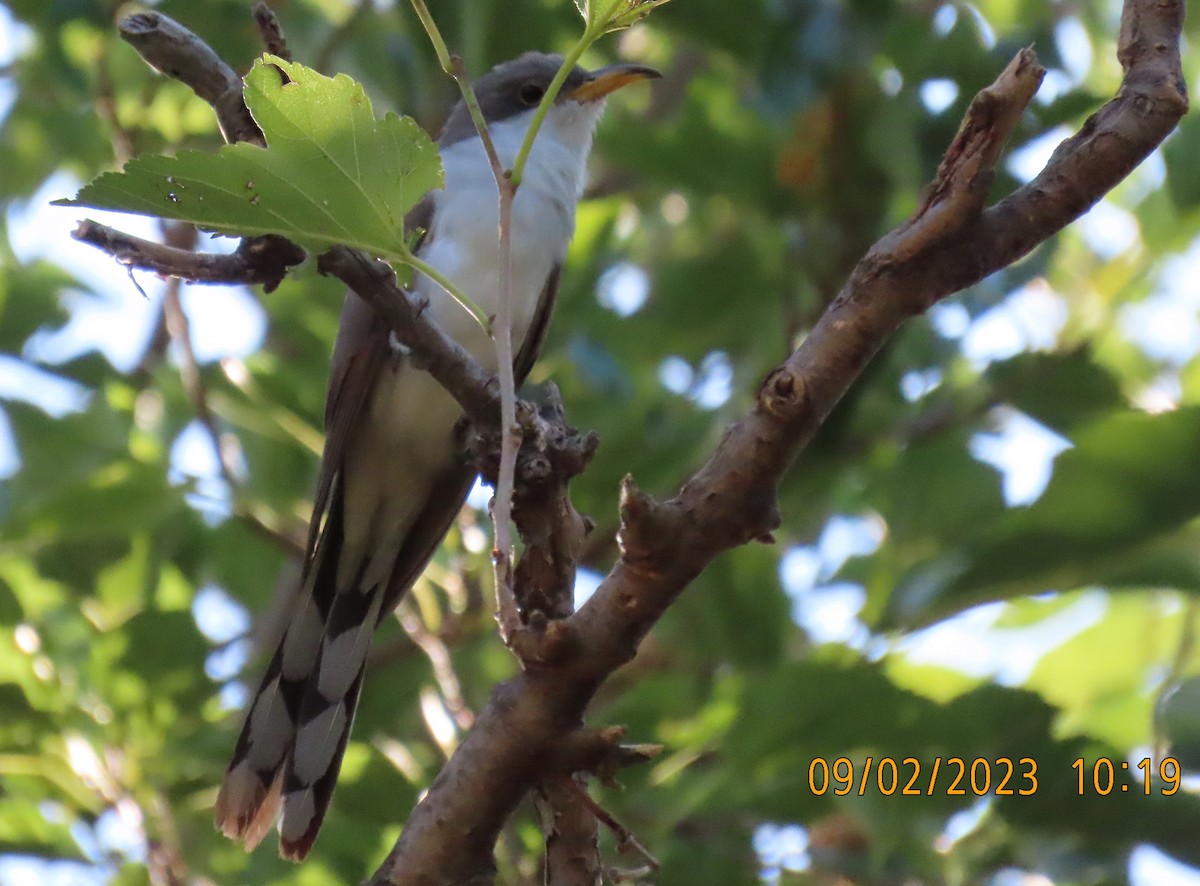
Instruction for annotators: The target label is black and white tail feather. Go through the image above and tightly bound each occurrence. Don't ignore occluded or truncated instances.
[214,477,372,860]
[215,269,554,859]
[214,287,477,860]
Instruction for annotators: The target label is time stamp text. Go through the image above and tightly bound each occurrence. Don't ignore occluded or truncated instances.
[806,757,1182,797]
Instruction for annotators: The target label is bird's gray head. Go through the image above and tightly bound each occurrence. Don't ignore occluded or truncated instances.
[440,51,659,148]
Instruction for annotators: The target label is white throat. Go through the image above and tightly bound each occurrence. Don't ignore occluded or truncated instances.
[413,102,605,367]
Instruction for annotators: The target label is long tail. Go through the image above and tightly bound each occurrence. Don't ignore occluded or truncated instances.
[214,482,352,855]
[278,581,384,859]
[215,457,474,859]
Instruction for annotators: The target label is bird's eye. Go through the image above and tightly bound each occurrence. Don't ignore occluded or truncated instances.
[519,83,545,106]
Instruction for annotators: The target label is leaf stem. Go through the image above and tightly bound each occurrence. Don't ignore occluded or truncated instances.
[402,253,492,335]
[510,24,603,188]
[408,0,453,72]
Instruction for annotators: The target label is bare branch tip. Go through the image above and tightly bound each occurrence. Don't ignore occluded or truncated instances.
[618,474,660,524]
[1011,45,1042,75]
[117,11,160,38]
[252,1,292,61]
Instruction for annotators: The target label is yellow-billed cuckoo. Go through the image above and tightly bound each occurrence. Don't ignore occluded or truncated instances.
[214,52,658,860]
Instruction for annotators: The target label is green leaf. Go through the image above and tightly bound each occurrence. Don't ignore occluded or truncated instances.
[665,546,791,667]
[884,407,1200,627]
[55,55,443,267]
[0,262,73,353]
[1026,593,1175,749]
[594,0,673,32]
[985,348,1124,434]
[117,609,209,695]
[0,795,84,859]
[1164,115,1200,210]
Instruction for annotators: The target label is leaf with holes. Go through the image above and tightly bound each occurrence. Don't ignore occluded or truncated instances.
[55,55,443,267]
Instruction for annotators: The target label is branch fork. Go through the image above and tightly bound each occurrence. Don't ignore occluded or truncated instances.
[872,47,1046,268]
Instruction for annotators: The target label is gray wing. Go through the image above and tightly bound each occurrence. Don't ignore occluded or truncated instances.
[378,262,563,615]
[514,263,561,384]
[304,194,438,566]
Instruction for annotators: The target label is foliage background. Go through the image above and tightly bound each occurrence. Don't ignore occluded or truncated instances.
[2,0,1200,883]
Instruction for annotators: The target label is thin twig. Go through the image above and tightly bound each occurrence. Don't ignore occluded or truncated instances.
[72,220,304,291]
[402,14,615,879]
[554,775,660,872]
[490,184,522,642]
[159,224,239,489]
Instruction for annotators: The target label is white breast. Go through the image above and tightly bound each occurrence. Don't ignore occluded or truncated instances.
[339,103,603,584]
[415,104,602,365]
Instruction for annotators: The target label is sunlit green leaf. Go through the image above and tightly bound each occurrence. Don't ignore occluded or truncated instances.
[56,56,443,267]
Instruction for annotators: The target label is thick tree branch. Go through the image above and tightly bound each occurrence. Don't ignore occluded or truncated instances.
[368,0,1187,881]
[575,0,1186,675]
